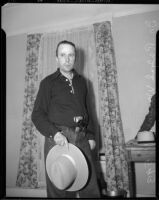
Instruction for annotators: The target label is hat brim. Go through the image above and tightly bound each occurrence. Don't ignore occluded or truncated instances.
[46,143,89,191]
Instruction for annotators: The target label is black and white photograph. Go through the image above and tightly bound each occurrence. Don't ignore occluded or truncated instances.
[1,3,158,198]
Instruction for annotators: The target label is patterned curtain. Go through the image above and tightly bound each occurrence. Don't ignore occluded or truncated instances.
[16,34,42,188]
[93,21,129,192]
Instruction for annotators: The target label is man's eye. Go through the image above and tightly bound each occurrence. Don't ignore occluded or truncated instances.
[59,54,75,57]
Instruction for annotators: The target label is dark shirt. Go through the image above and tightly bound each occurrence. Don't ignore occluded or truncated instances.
[139,94,156,132]
[32,68,94,139]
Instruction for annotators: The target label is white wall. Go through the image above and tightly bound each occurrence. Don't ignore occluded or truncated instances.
[113,10,158,141]
[6,34,27,187]
[112,11,158,196]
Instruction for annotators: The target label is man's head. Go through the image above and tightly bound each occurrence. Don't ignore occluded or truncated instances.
[56,40,76,73]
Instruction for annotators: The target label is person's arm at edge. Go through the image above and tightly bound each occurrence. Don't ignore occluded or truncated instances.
[135,94,156,139]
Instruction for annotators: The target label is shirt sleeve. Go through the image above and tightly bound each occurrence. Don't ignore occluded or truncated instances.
[85,80,95,141]
[31,78,60,138]
[138,94,156,132]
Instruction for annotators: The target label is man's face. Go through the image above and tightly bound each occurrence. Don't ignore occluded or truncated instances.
[56,43,75,73]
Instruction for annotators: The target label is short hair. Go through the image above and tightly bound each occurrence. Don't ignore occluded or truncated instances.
[56,40,76,57]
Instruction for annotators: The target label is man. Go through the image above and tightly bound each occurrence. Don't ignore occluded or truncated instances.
[31,40,100,198]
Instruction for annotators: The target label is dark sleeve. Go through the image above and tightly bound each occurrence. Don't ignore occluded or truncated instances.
[31,78,60,138]
[138,94,156,132]
[85,80,95,141]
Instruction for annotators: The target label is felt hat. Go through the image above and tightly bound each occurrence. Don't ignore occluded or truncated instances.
[137,131,155,142]
[46,143,89,191]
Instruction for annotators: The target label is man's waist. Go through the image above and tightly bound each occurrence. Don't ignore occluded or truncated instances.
[50,114,88,128]
[55,124,86,133]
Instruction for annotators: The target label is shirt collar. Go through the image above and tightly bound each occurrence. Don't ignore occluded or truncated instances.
[56,68,80,79]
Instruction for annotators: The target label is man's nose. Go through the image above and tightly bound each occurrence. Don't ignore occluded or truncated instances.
[65,56,70,62]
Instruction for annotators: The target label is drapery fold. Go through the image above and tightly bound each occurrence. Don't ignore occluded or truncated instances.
[16,22,129,193]
[16,34,42,188]
[93,21,129,192]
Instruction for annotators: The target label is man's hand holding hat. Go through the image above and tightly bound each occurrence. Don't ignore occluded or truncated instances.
[54,131,68,148]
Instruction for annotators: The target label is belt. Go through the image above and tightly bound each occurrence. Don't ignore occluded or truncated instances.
[55,125,86,144]
[56,125,86,133]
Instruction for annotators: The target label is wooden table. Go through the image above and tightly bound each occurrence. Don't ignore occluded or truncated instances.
[126,141,156,197]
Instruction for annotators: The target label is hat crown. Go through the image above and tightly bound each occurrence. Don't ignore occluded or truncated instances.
[137,131,155,142]
[50,154,77,190]
[46,144,89,191]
